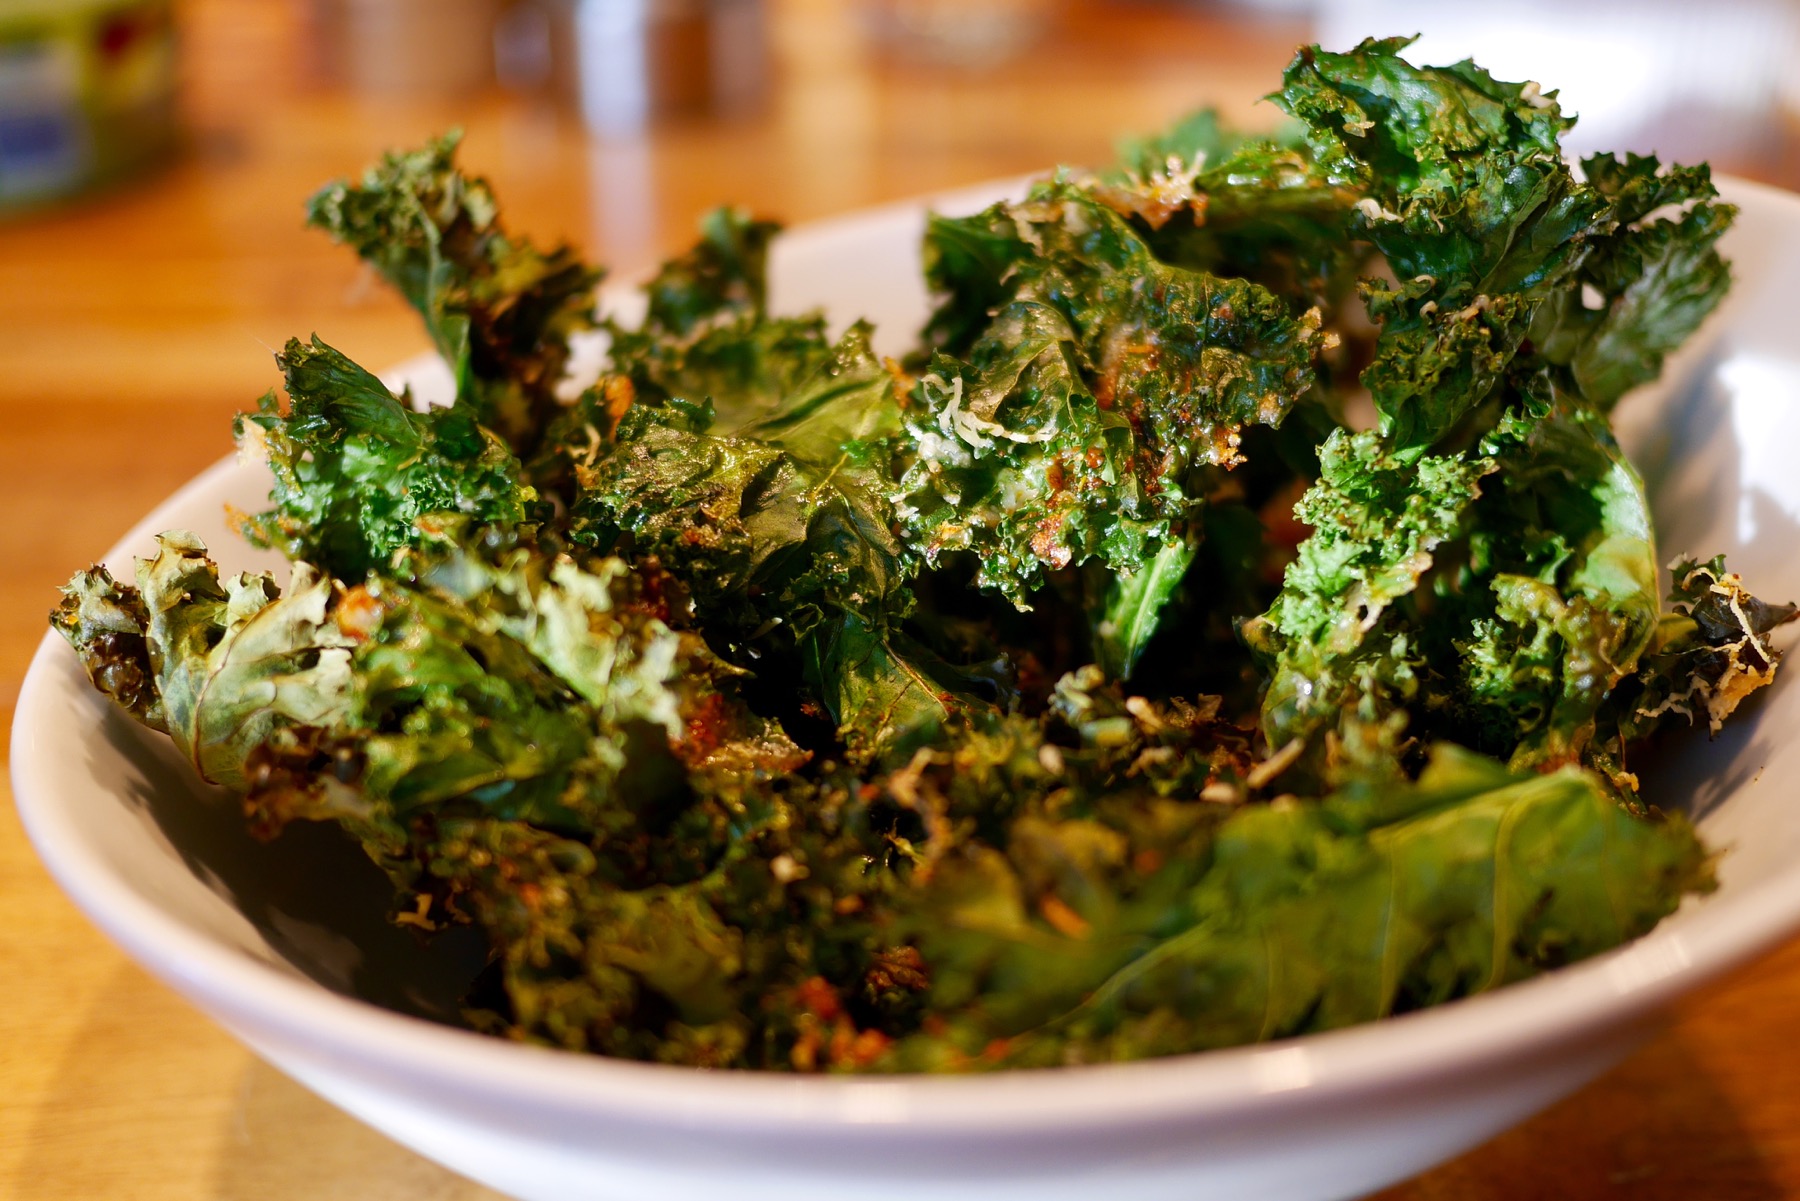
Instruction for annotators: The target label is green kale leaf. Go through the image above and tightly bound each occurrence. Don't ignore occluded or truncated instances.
[899,182,1327,609]
[1112,108,1259,183]
[1088,536,1199,680]
[235,336,535,581]
[574,291,1011,760]
[570,386,1002,760]
[1273,38,1734,453]
[919,202,1031,362]
[1453,388,1661,770]
[1021,744,1711,1061]
[249,536,752,849]
[1533,153,1735,410]
[1100,113,1366,317]
[1606,556,1796,746]
[571,385,909,643]
[802,611,990,761]
[53,533,355,791]
[1243,428,1495,753]
[603,207,825,432]
[305,132,602,451]
[640,205,781,337]
[1273,37,1610,452]
[52,565,161,729]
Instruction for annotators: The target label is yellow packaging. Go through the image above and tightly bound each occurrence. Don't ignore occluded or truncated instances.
[0,0,176,208]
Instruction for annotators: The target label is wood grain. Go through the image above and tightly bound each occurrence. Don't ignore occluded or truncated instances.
[4,2,1798,1197]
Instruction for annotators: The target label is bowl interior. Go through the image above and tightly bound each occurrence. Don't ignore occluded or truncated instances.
[15,175,1800,1088]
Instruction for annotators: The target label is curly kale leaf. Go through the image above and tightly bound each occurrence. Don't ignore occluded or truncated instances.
[580,279,910,622]
[586,214,1031,757]
[143,537,356,792]
[395,533,721,745]
[924,118,1359,362]
[569,401,788,628]
[640,205,781,337]
[1249,361,1709,790]
[572,390,909,644]
[897,302,1152,605]
[235,337,535,581]
[1097,115,1366,317]
[242,538,797,897]
[1459,577,1645,778]
[55,523,776,879]
[1454,391,1661,770]
[604,207,823,432]
[572,324,1000,760]
[1018,744,1710,1061]
[1608,556,1797,744]
[254,548,757,885]
[1274,37,1730,452]
[325,580,601,839]
[52,566,161,729]
[1275,36,1580,279]
[1273,37,1601,451]
[802,611,993,761]
[571,391,999,759]
[920,202,1032,362]
[54,531,829,1055]
[898,182,1327,608]
[53,533,355,791]
[1245,428,1495,751]
[954,185,1329,464]
[606,313,851,438]
[1533,154,1735,410]
[726,322,904,451]
[1089,537,1198,680]
[305,133,602,450]
[1251,374,1668,780]
[1112,108,1260,183]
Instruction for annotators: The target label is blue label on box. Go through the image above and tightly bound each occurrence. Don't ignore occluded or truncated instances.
[0,37,94,202]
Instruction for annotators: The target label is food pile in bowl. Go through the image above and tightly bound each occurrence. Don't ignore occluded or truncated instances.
[49,36,1792,1073]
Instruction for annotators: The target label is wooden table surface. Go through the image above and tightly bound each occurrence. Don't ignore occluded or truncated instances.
[6,2,1800,1197]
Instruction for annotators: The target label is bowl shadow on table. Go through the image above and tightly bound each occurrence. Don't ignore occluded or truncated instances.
[93,700,491,1026]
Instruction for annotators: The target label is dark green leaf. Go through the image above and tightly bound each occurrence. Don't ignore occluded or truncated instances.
[236,336,535,581]
[1274,37,1609,450]
[1026,744,1711,1060]
[306,133,602,450]
[1536,155,1735,409]
[899,182,1326,608]
[1244,428,1495,751]
[1090,536,1198,679]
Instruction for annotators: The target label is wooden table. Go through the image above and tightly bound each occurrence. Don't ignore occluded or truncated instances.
[5,2,1800,1197]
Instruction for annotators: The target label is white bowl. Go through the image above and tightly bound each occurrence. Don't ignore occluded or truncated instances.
[14,176,1800,1201]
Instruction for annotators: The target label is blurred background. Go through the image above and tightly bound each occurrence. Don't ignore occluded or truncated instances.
[6,2,1800,1199]
[6,0,1800,362]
